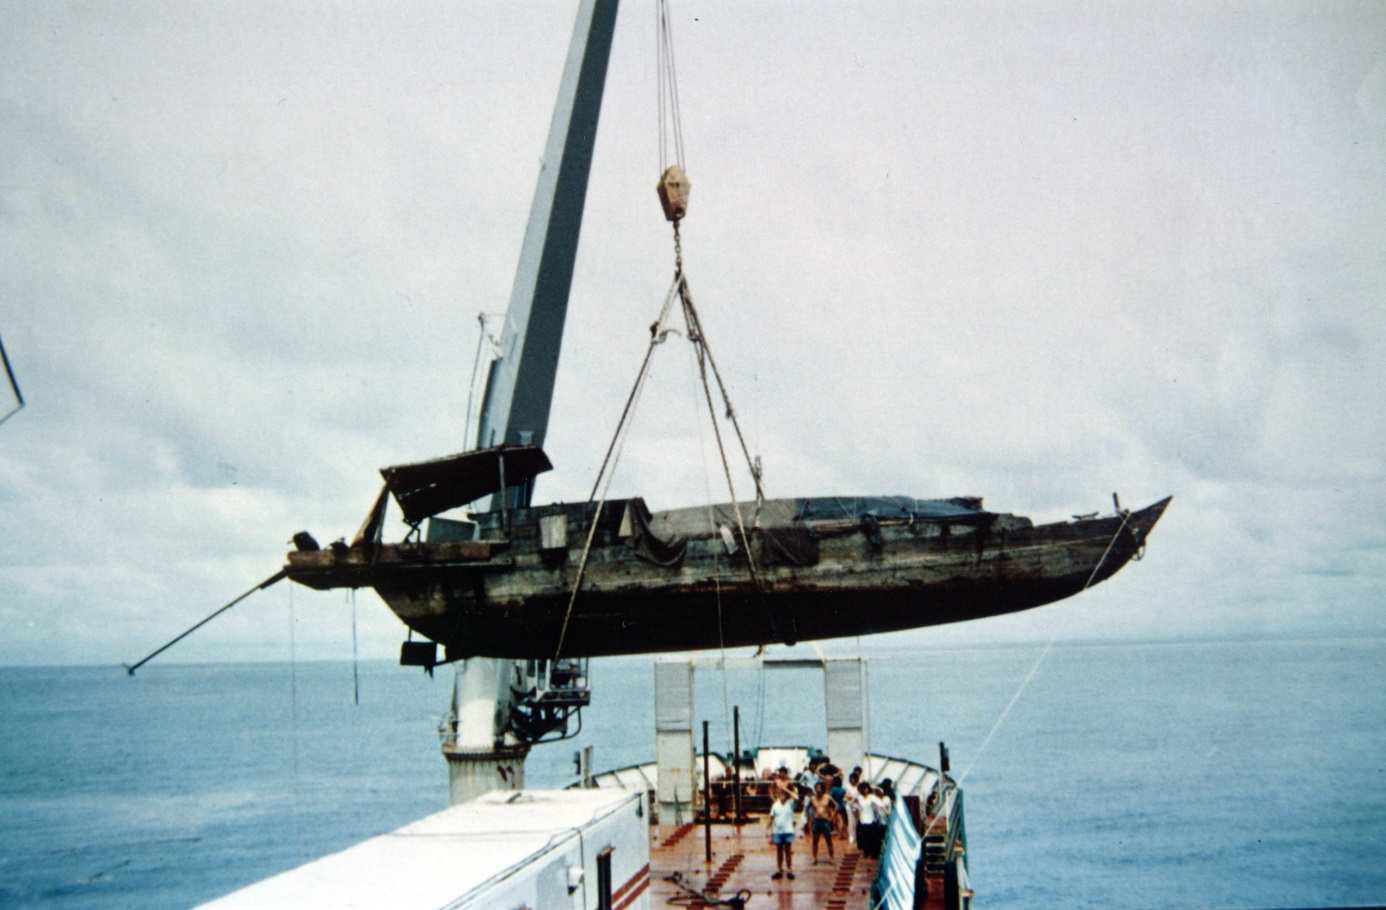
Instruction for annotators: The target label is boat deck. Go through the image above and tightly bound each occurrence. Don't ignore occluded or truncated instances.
[648,821,945,910]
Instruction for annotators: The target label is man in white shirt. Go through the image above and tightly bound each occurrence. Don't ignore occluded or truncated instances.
[856,781,888,858]
[766,786,798,880]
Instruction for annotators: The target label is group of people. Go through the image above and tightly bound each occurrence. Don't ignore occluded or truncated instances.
[765,756,898,880]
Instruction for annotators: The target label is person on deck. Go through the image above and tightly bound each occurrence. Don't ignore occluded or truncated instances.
[818,759,841,790]
[829,774,847,840]
[798,758,820,793]
[808,781,838,864]
[875,785,893,821]
[844,767,863,843]
[842,781,859,844]
[856,781,886,858]
[771,767,794,801]
[767,786,798,881]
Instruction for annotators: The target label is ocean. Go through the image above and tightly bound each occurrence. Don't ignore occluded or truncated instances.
[1,637,1383,909]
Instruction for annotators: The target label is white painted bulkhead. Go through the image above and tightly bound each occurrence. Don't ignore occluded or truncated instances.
[196,789,650,910]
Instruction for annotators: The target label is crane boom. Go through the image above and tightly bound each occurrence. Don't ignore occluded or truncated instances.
[476,0,620,509]
[448,0,620,806]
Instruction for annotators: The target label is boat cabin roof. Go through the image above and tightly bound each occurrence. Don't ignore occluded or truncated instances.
[381,444,552,524]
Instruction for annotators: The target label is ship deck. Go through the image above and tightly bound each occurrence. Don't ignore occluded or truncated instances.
[590,748,962,910]
[647,819,945,910]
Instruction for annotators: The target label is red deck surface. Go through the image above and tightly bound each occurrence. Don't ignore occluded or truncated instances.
[647,821,945,910]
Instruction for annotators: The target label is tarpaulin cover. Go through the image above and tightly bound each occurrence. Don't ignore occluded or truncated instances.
[380,445,552,524]
[870,796,924,910]
[649,499,798,539]
[794,496,989,523]
[757,525,820,567]
[620,498,687,568]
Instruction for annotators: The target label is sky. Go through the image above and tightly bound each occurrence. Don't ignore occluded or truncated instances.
[0,1,1383,667]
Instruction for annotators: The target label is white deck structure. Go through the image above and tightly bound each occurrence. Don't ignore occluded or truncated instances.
[198,789,649,910]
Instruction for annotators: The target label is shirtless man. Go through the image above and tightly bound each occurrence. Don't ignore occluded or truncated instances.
[808,781,838,864]
[771,767,795,802]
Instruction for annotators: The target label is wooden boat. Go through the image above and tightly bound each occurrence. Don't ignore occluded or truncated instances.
[284,444,1169,661]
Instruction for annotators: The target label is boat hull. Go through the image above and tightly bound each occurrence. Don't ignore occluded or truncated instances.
[286,495,1169,660]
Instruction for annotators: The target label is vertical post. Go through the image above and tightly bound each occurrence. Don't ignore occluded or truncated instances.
[655,661,695,822]
[824,659,866,776]
[703,720,713,864]
[732,705,742,828]
[937,741,950,818]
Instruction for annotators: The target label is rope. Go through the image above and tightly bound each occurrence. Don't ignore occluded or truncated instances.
[678,283,765,506]
[287,582,302,860]
[555,281,683,659]
[656,0,686,171]
[915,508,1136,844]
[677,277,784,646]
[1080,508,1132,592]
[463,312,503,449]
[686,337,735,751]
[558,262,773,655]
[0,330,22,429]
[684,298,774,646]
[350,589,360,706]
[587,278,681,500]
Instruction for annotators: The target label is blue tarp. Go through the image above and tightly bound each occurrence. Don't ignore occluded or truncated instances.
[870,797,923,910]
[794,496,989,523]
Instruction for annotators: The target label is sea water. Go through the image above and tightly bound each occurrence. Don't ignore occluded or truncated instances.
[1,637,1383,909]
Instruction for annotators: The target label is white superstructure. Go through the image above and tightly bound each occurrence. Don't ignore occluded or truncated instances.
[198,789,649,910]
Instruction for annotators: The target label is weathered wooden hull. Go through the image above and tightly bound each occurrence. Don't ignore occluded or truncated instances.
[285,495,1168,660]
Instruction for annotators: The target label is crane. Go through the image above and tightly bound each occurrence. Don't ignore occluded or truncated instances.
[439,0,620,804]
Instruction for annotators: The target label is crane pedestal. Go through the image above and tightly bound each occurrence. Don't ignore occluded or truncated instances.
[443,744,531,806]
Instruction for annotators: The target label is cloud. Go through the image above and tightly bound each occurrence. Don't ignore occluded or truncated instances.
[1,1,1384,666]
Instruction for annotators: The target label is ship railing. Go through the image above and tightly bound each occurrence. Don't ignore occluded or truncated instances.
[702,777,774,821]
[919,782,967,876]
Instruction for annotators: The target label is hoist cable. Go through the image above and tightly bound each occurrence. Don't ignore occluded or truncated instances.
[678,283,764,506]
[555,279,682,659]
[678,279,784,646]
[0,330,22,428]
[682,286,763,592]
[656,0,686,169]
[587,278,681,501]
[686,336,734,750]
